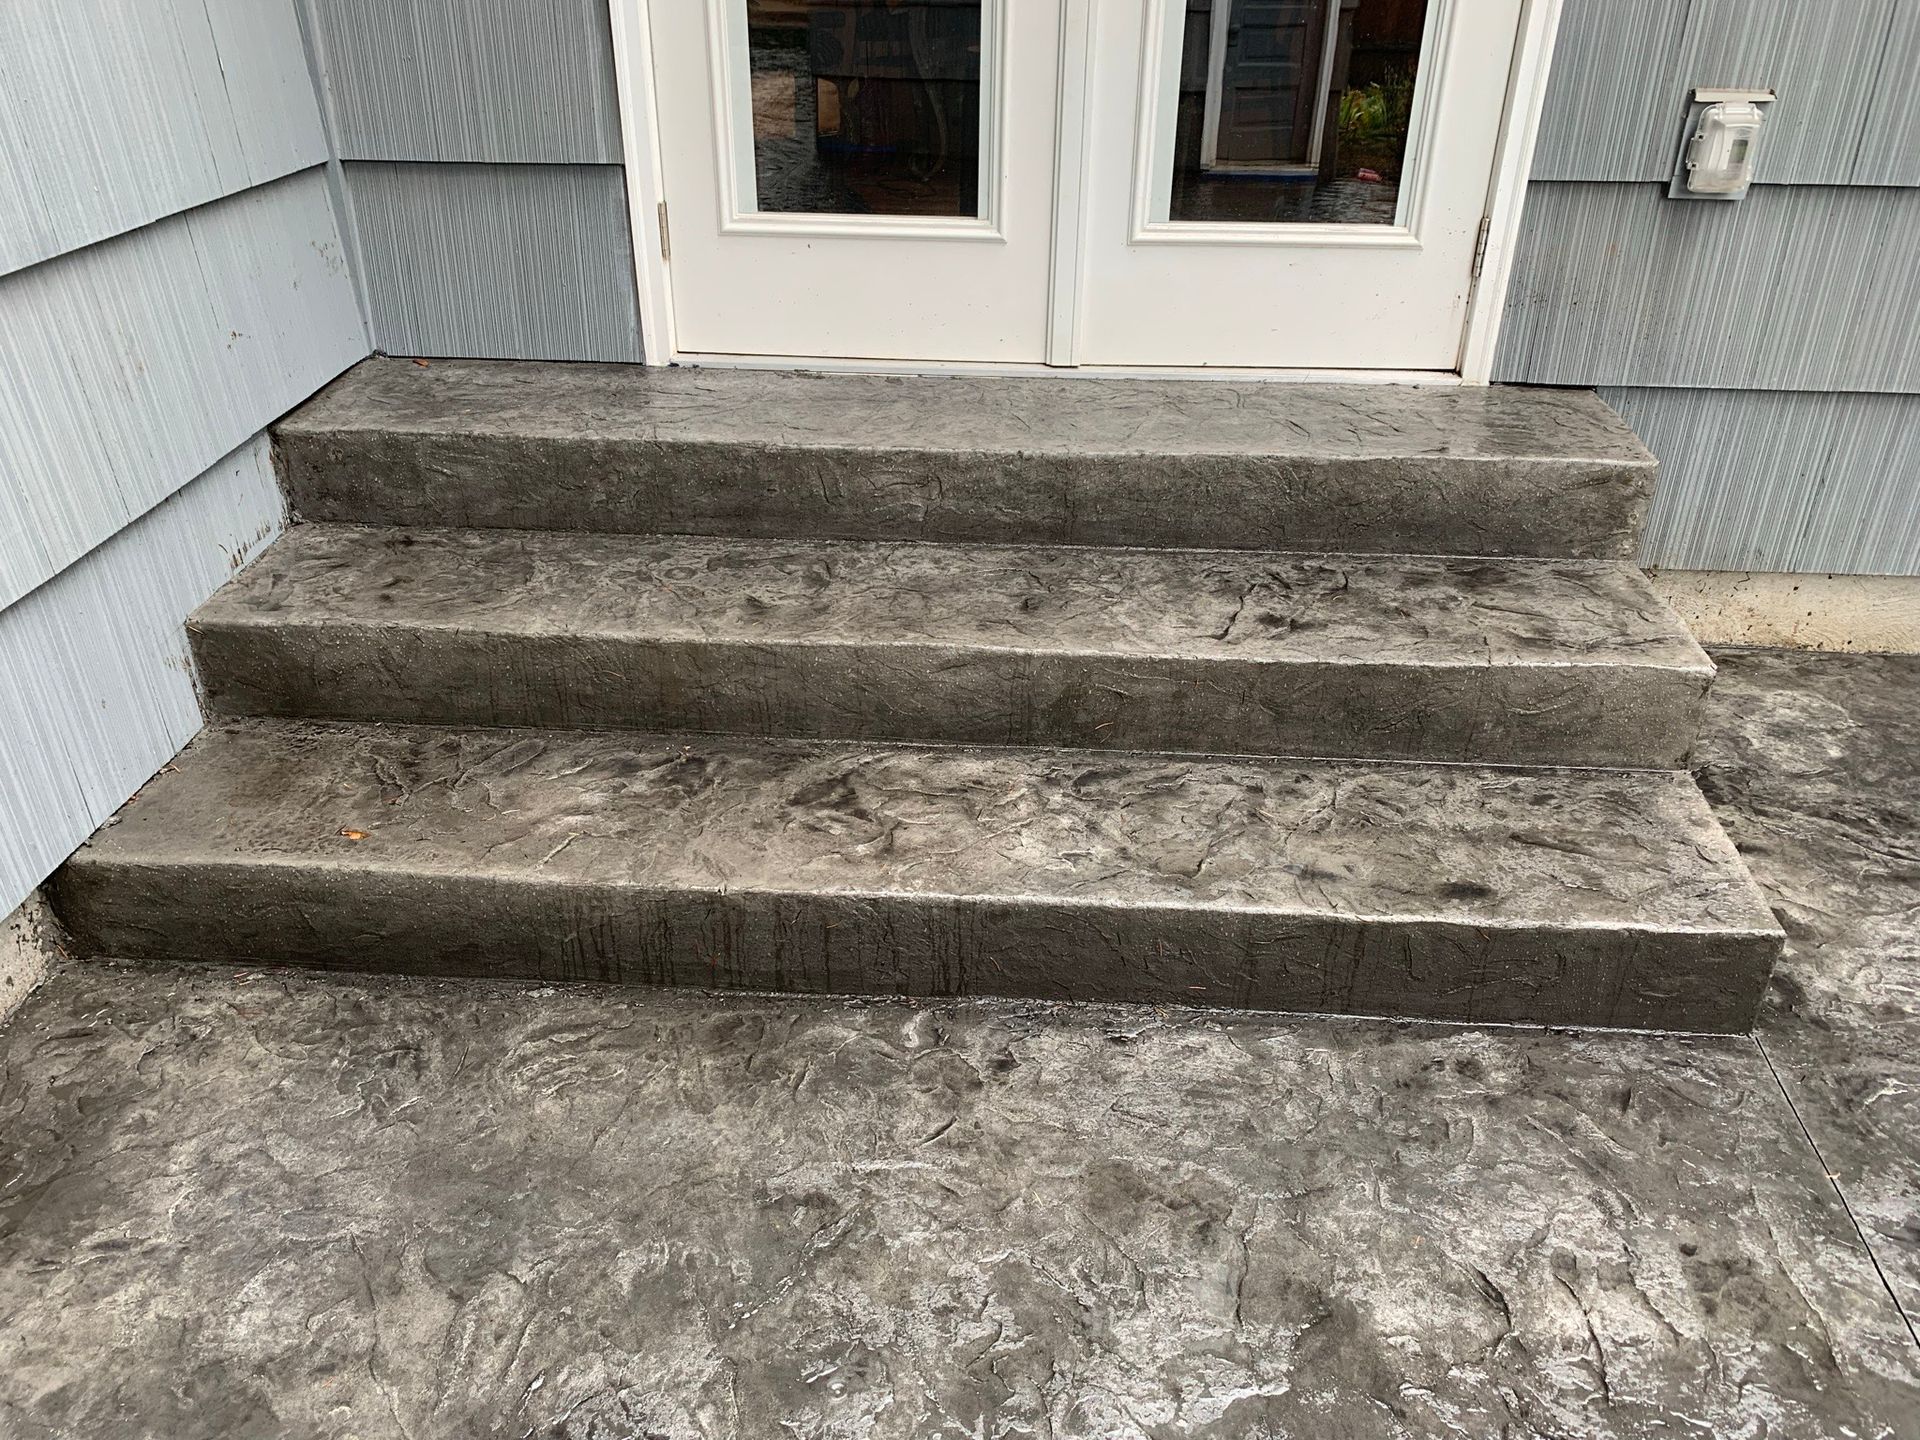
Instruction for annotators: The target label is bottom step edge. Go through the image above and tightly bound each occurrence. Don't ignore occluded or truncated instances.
[51,719,1782,1035]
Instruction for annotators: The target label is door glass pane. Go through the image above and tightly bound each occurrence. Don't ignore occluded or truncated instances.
[743,1,984,217]
[1167,0,1430,224]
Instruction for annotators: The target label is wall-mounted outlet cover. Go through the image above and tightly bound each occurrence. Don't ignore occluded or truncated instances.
[1669,88,1775,202]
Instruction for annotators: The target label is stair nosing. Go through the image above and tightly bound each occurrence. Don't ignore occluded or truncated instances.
[279,420,1658,468]
[192,607,1714,675]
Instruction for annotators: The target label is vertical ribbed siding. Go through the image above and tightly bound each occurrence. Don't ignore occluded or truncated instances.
[0,1,369,918]
[1675,0,1895,185]
[307,0,622,163]
[1530,0,1691,183]
[1531,0,1910,186]
[0,0,328,273]
[1496,184,1920,392]
[0,169,367,609]
[0,435,285,916]
[1614,388,1920,575]
[1854,3,1920,185]
[303,0,641,359]
[346,161,642,362]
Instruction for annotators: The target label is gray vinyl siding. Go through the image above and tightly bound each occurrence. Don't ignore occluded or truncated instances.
[303,0,642,361]
[1530,0,1906,186]
[1499,0,1920,576]
[0,169,364,609]
[347,162,642,362]
[308,0,623,163]
[0,1,370,917]
[1495,184,1920,394]
[1853,4,1920,186]
[0,0,328,272]
[0,439,285,914]
[1614,389,1920,576]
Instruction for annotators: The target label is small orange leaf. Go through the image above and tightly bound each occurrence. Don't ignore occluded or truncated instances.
[338,828,368,841]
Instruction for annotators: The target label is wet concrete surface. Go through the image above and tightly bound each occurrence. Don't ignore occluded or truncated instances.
[1,648,1916,1438]
[55,718,1779,1031]
[193,524,1712,767]
[1695,650,1920,1324]
[279,358,1657,559]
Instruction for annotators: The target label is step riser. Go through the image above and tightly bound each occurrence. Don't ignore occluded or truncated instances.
[277,361,1659,559]
[280,436,1651,560]
[52,863,1773,1033]
[192,624,1710,768]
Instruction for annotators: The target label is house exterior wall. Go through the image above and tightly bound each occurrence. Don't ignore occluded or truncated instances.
[297,0,1915,583]
[0,1,370,917]
[1497,0,1920,577]
[302,0,644,362]
[6,2,1916,920]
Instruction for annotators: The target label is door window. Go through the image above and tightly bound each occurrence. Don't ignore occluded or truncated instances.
[741,1,987,218]
[1160,0,1433,226]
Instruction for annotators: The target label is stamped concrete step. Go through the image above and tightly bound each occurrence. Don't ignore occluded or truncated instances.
[53,720,1782,1032]
[277,359,1657,559]
[192,524,1712,768]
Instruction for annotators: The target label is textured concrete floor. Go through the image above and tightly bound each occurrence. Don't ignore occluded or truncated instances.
[1,649,1917,1439]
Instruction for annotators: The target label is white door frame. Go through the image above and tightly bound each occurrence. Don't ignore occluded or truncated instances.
[608,0,1563,383]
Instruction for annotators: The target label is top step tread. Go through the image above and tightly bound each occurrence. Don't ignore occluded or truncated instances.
[281,358,1656,468]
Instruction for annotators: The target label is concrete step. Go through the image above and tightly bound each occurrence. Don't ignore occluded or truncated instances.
[277,359,1657,559]
[53,720,1782,1032]
[192,524,1712,768]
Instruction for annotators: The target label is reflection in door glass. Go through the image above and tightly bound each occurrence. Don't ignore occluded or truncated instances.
[743,1,983,217]
[1169,0,1429,224]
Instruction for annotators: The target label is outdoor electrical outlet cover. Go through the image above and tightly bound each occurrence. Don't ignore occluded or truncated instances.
[1670,88,1775,202]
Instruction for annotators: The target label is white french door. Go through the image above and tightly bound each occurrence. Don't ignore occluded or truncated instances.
[1078,0,1526,368]
[648,1,1063,362]
[638,0,1540,373]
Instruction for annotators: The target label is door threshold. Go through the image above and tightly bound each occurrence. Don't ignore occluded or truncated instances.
[665,352,1467,386]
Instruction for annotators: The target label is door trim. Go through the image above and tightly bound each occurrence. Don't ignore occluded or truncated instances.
[1455,0,1564,383]
[609,0,677,360]
[610,0,1564,383]
[1045,0,1096,366]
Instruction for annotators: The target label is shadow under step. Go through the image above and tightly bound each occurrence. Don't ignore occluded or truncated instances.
[193,524,1714,768]
[53,720,1782,1033]
[277,358,1657,559]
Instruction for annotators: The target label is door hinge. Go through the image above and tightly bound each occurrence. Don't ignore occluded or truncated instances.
[657,201,671,263]
[1470,214,1493,280]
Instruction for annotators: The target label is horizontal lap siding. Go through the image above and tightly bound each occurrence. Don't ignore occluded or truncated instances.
[1531,0,1909,186]
[1852,4,1920,186]
[1506,0,1920,577]
[345,162,642,363]
[309,0,623,163]
[0,0,328,274]
[1494,184,1920,393]
[1,1,371,916]
[0,437,286,913]
[0,170,367,609]
[304,0,642,359]
[1615,390,1920,576]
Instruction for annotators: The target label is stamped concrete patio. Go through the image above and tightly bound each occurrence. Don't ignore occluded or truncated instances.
[0,648,1916,1439]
